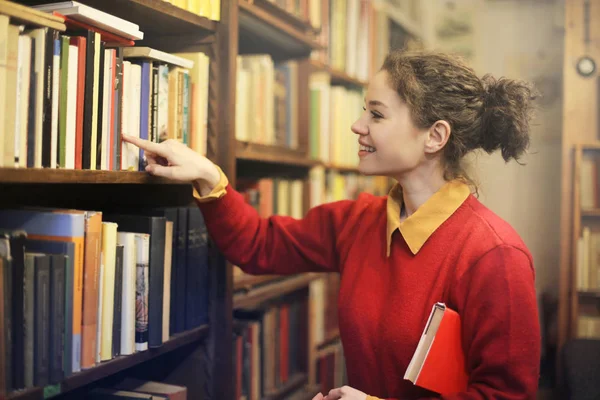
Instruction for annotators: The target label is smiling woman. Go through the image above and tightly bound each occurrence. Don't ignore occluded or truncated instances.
[123,48,541,400]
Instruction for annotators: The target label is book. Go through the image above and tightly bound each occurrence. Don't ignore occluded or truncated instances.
[31,1,143,40]
[404,303,468,395]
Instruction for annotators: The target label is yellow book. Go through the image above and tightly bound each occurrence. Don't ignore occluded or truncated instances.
[100,222,118,361]
[188,0,200,14]
[210,0,220,21]
[198,0,209,17]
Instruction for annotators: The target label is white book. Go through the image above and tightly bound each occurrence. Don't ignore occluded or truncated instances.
[100,49,111,171]
[0,16,8,168]
[128,63,142,170]
[120,61,131,170]
[117,232,137,356]
[16,33,32,168]
[51,38,60,168]
[32,1,144,40]
[100,222,117,361]
[123,47,194,69]
[65,44,78,169]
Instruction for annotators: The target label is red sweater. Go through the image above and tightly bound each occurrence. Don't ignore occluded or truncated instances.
[195,182,540,400]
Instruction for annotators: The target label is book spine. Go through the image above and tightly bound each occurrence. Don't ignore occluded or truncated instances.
[41,29,57,168]
[95,44,106,171]
[135,234,149,351]
[148,218,165,348]
[113,47,123,171]
[11,234,26,389]
[23,255,34,389]
[33,255,50,387]
[185,207,209,329]
[49,255,65,384]
[174,208,187,334]
[112,245,123,357]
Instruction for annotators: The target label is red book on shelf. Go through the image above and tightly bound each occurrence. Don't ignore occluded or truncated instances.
[404,303,468,395]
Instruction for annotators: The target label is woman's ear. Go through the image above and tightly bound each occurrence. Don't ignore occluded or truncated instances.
[425,120,451,154]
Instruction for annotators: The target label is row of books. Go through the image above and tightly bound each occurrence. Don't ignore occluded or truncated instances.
[309,73,364,166]
[233,293,308,400]
[309,167,393,207]
[162,0,221,21]
[0,206,209,393]
[579,153,600,209]
[310,0,393,84]
[576,227,600,291]
[578,314,600,339]
[235,55,299,150]
[264,0,318,26]
[237,177,304,220]
[315,340,347,396]
[0,1,209,170]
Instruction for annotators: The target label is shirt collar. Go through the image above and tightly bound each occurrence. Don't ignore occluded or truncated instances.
[386,180,471,256]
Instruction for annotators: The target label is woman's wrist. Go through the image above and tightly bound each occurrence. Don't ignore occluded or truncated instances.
[192,161,222,197]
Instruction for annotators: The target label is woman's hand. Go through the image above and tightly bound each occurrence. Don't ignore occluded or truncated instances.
[121,134,221,196]
[312,386,368,400]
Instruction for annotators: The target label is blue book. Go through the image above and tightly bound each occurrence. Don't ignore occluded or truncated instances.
[137,61,152,171]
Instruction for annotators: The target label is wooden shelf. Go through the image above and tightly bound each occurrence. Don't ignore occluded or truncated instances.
[236,141,318,168]
[578,290,600,300]
[18,0,216,44]
[316,328,340,351]
[322,163,360,173]
[234,273,318,310]
[582,208,600,217]
[0,168,187,185]
[234,274,282,292]
[576,142,600,150]
[247,0,317,34]
[238,0,321,60]
[8,325,209,400]
[310,60,368,88]
[262,373,307,400]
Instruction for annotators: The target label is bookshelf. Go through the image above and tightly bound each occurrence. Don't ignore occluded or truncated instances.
[8,325,209,400]
[558,0,600,371]
[0,0,409,399]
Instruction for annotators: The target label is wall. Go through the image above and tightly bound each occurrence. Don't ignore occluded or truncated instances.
[422,0,564,295]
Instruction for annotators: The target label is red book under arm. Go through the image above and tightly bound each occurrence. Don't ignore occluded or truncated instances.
[404,303,468,395]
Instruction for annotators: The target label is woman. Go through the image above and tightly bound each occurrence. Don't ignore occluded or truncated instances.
[123,50,541,400]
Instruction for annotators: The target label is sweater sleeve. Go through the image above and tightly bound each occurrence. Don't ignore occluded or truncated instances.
[372,244,540,400]
[194,183,353,275]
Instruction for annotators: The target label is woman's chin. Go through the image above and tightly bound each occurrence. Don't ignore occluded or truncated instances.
[358,161,379,176]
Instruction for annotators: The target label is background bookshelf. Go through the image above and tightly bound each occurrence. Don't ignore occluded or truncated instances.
[0,0,423,399]
[559,0,600,371]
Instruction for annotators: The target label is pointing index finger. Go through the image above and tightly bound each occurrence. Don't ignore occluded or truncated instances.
[122,134,165,156]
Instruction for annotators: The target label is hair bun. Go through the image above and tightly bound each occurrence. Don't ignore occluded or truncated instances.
[478,74,538,162]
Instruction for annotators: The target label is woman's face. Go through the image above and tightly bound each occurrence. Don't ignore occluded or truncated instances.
[351,70,431,178]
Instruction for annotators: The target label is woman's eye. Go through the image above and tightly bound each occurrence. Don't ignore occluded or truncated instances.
[371,111,382,119]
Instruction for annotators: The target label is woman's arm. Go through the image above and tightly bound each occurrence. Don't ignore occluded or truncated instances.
[120,135,352,275]
[195,166,352,275]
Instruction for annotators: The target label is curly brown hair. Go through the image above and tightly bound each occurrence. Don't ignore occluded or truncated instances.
[381,49,538,185]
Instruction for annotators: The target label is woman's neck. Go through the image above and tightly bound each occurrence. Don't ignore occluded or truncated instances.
[397,169,447,220]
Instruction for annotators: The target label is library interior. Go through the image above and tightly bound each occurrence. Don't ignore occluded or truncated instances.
[0,0,598,399]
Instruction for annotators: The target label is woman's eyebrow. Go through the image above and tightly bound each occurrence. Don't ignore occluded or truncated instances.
[368,100,388,108]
